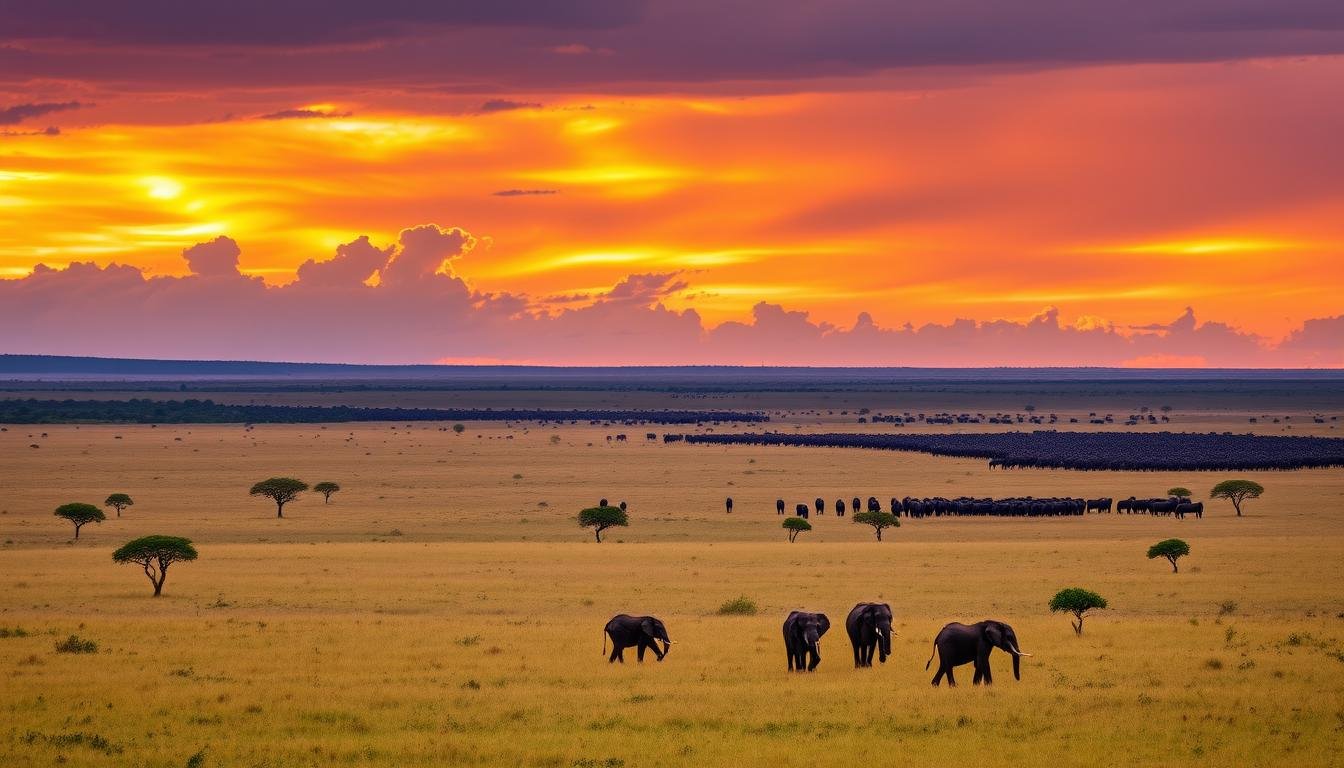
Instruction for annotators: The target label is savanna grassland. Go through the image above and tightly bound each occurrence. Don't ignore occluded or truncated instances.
[3,395,1344,767]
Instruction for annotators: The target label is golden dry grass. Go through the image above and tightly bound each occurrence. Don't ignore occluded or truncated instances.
[2,420,1343,767]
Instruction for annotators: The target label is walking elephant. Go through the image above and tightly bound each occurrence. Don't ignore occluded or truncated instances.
[795,503,810,519]
[851,497,861,514]
[845,602,894,667]
[925,620,1029,686]
[835,499,845,517]
[815,497,825,516]
[725,497,733,514]
[603,614,673,663]
[776,498,786,515]
[783,611,831,672]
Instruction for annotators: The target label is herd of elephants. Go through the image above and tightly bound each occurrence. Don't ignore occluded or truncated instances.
[745,493,1206,519]
[603,608,1028,686]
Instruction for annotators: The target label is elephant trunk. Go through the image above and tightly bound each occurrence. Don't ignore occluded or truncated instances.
[1012,650,1021,681]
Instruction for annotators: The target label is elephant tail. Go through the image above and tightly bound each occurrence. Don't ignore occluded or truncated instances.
[925,643,937,670]
[602,629,608,656]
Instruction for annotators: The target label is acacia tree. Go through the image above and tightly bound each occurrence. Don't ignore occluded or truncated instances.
[112,535,198,596]
[55,503,105,539]
[1147,538,1191,573]
[249,477,308,517]
[452,423,466,434]
[1166,487,1192,498]
[852,510,899,541]
[578,505,628,542]
[783,516,812,543]
[1210,480,1264,516]
[1049,587,1108,635]
[103,493,134,517]
[313,482,341,504]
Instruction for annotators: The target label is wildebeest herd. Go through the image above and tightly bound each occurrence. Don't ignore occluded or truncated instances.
[604,607,1028,686]
[755,494,1203,519]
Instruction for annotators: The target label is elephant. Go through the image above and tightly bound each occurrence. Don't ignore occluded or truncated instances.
[851,497,861,514]
[845,602,894,668]
[783,611,831,672]
[776,498,786,515]
[815,497,825,515]
[835,498,846,517]
[619,500,628,512]
[866,496,881,513]
[925,620,1029,686]
[725,497,733,514]
[795,503,810,519]
[603,614,673,664]
[600,498,608,507]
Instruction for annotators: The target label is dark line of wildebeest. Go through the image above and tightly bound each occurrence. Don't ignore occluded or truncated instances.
[754,494,1206,518]
[664,430,1344,471]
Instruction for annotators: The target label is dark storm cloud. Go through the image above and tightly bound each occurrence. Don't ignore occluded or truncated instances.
[0,100,86,125]
[3,2,1344,91]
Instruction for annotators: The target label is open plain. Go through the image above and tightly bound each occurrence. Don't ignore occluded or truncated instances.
[3,384,1344,767]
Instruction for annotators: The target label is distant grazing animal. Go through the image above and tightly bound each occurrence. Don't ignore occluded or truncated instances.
[1117,497,1135,514]
[795,503,810,519]
[890,498,903,516]
[783,611,831,672]
[1175,501,1203,519]
[646,432,657,441]
[845,603,894,668]
[619,500,627,512]
[851,497,861,514]
[926,620,1029,686]
[815,497,825,516]
[835,498,846,517]
[1086,497,1113,513]
[599,498,609,507]
[867,496,881,513]
[603,614,673,663]
[776,499,786,515]
[725,497,733,514]
[615,434,627,442]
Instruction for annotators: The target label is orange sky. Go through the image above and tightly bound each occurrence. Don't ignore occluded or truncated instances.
[4,57,1342,342]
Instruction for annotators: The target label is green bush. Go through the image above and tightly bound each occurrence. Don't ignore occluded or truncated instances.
[54,634,98,654]
[717,596,758,616]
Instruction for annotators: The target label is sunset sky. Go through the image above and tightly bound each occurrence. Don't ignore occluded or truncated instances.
[2,2,1342,366]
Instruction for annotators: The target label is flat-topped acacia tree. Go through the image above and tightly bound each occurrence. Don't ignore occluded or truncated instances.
[1210,480,1264,516]
[55,503,104,539]
[783,516,812,542]
[1166,487,1192,498]
[1147,538,1191,573]
[112,535,198,596]
[249,477,308,517]
[1049,588,1108,635]
[852,510,899,541]
[313,482,341,504]
[578,505,627,543]
[103,493,134,517]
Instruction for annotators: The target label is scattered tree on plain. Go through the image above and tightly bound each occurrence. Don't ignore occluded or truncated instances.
[313,482,341,504]
[452,423,466,434]
[1049,587,1108,635]
[852,510,899,541]
[103,493,134,517]
[1166,487,1192,498]
[55,503,105,539]
[249,477,308,518]
[578,505,628,543]
[112,535,198,596]
[783,517,812,542]
[1147,538,1191,573]
[1210,479,1264,516]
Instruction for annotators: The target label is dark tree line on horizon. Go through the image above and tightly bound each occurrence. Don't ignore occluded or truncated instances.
[673,431,1344,471]
[0,398,768,425]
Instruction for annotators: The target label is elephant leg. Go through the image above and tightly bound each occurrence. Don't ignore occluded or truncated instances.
[945,666,957,687]
[787,647,796,672]
[636,641,647,663]
[610,644,624,663]
[972,663,983,685]
[931,665,944,686]
[982,663,993,685]
[808,649,821,672]
[853,644,862,668]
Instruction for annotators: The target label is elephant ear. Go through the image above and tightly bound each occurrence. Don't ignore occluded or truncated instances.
[640,617,655,637]
[817,614,831,636]
[983,622,1003,647]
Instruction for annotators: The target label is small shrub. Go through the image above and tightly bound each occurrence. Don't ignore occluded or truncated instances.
[1218,600,1238,616]
[0,626,31,638]
[1204,658,1223,670]
[186,748,207,768]
[717,596,758,615]
[55,634,98,654]
[462,679,481,690]
[455,635,482,647]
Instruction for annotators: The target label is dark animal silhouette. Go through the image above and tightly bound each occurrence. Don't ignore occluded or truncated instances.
[603,614,672,663]
[725,497,733,513]
[815,497,825,515]
[926,620,1029,686]
[783,611,831,672]
[835,499,845,517]
[795,503,810,519]
[866,496,881,513]
[851,497,861,514]
[776,498,786,515]
[619,500,627,512]
[845,603,894,668]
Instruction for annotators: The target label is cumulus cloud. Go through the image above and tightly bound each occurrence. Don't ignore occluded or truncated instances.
[0,101,86,125]
[0,224,1336,366]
